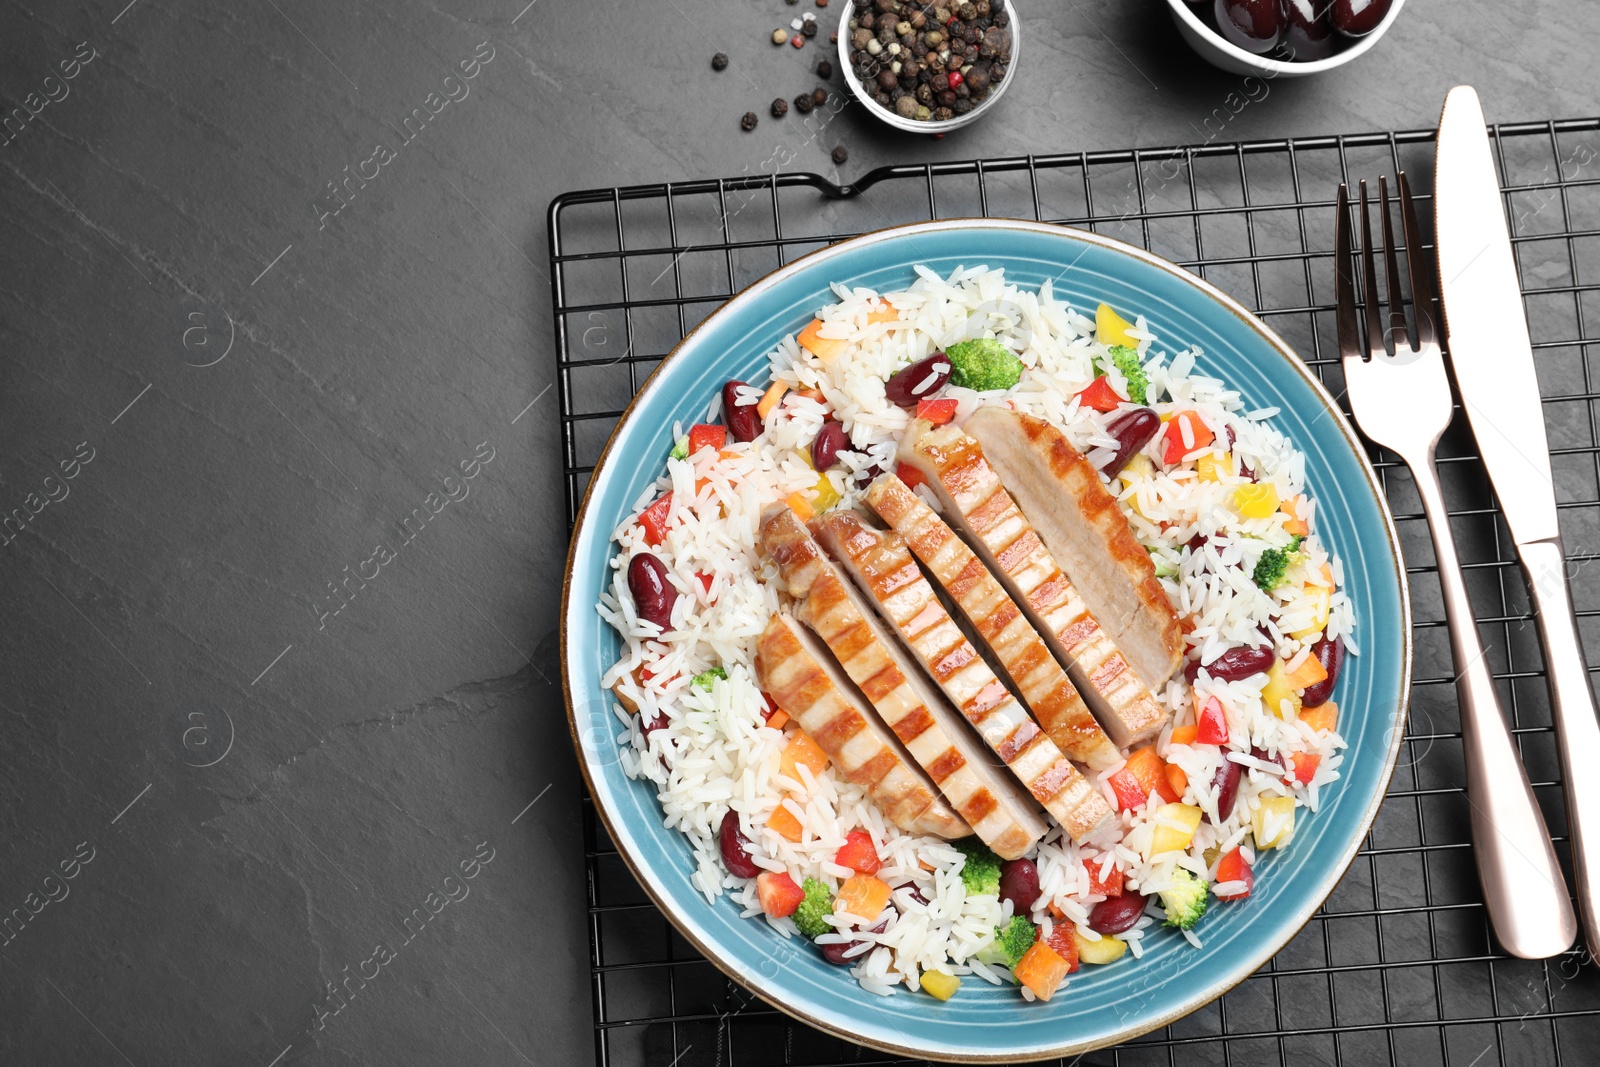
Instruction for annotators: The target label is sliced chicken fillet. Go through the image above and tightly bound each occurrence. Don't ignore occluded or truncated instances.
[898,420,1170,748]
[755,613,969,840]
[964,406,1185,688]
[810,509,1113,843]
[758,505,1045,858]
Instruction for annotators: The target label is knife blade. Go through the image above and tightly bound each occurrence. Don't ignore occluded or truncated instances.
[1434,86,1559,547]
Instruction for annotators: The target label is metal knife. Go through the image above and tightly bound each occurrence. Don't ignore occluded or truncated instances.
[1436,84,1596,962]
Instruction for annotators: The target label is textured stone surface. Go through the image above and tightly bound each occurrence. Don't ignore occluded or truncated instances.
[1,0,1597,1063]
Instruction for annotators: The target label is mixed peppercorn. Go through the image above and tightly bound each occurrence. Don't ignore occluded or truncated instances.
[847,0,1012,123]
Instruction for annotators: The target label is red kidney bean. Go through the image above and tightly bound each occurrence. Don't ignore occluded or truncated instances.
[883,353,952,409]
[1088,891,1149,935]
[811,420,850,470]
[723,379,762,442]
[718,811,760,878]
[820,919,889,963]
[1301,636,1343,707]
[1250,745,1287,775]
[1210,759,1243,822]
[1185,533,1208,554]
[627,553,677,631]
[854,463,885,487]
[999,858,1041,914]
[641,708,669,736]
[1103,408,1161,477]
[895,882,931,906]
[1184,643,1275,684]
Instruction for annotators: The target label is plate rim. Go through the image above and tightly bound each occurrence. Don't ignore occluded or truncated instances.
[559,216,1414,1062]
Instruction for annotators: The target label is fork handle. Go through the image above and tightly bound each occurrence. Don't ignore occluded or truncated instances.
[1411,458,1577,958]
[1519,537,1600,963]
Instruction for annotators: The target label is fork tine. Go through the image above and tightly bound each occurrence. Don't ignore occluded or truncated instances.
[1397,171,1438,346]
[1358,180,1387,358]
[1335,184,1362,361]
[1378,176,1409,351]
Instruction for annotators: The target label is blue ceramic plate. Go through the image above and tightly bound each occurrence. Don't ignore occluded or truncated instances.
[561,219,1411,1062]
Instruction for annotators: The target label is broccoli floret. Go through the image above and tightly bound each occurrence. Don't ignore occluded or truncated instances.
[1251,535,1306,592]
[945,338,1023,392]
[669,436,689,460]
[1159,868,1210,930]
[691,666,727,692]
[976,914,1038,968]
[1099,345,1149,405]
[953,838,1002,897]
[793,877,834,938]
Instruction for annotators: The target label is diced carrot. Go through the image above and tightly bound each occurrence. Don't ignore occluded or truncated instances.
[786,491,815,521]
[780,732,829,781]
[1124,746,1179,804]
[1282,495,1309,536]
[767,803,804,842]
[795,387,825,402]
[688,424,726,454]
[1166,762,1188,799]
[1301,701,1338,734]
[1169,725,1199,747]
[756,380,790,419]
[895,461,926,490]
[1044,921,1080,975]
[1282,653,1329,691]
[1013,941,1072,1002]
[1290,752,1321,784]
[835,874,891,921]
[766,710,789,731]
[1162,410,1215,464]
[1076,375,1122,413]
[797,318,848,362]
[640,492,673,546]
[866,305,899,325]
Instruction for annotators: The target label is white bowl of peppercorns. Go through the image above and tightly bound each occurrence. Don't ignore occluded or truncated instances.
[838,0,1018,133]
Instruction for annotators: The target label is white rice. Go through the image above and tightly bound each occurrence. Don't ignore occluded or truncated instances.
[598,266,1353,996]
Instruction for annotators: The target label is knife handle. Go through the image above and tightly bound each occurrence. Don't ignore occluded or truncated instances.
[1520,537,1600,964]
[1412,461,1577,958]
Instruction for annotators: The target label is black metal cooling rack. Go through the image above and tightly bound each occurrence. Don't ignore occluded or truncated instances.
[549,119,1600,1067]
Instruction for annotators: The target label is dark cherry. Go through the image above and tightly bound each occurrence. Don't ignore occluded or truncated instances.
[1103,408,1161,477]
[1184,643,1275,684]
[1300,636,1343,707]
[718,811,760,878]
[820,919,889,964]
[723,380,762,442]
[1088,891,1149,935]
[1329,0,1390,37]
[884,353,952,409]
[1213,0,1286,54]
[627,553,677,631]
[1281,0,1339,59]
[999,858,1041,914]
[812,420,850,471]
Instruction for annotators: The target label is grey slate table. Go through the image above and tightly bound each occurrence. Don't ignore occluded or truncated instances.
[2,1,1596,1063]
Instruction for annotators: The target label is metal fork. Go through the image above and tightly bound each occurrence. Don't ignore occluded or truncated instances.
[1336,175,1576,959]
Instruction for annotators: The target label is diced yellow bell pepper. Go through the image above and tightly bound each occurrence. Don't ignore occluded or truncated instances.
[1073,928,1128,965]
[1119,453,1155,487]
[1287,586,1331,641]
[1197,451,1235,483]
[1096,303,1138,348]
[1232,483,1281,519]
[1261,660,1302,720]
[811,473,841,513]
[920,970,960,1001]
[1148,802,1204,855]
[1253,795,1297,850]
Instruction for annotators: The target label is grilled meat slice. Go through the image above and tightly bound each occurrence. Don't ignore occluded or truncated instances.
[898,419,1169,748]
[758,505,1046,858]
[756,613,969,839]
[964,406,1184,688]
[810,509,1114,843]
[863,472,1124,771]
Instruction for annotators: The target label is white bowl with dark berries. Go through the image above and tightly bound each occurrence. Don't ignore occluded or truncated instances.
[837,0,1020,134]
[1166,0,1405,77]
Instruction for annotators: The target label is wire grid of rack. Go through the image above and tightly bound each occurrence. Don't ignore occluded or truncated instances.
[550,119,1600,1067]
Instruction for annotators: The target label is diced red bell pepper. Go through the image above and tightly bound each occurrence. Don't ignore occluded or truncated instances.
[1044,920,1080,974]
[756,871,805,917]
[1196,696,1229,745]
[1124,745,1179,804]
[1084,856,1124,898]
[895,461,926,490]
[1289,752,1321,784]
[834,829,883,875]
[760,691,780,720]
[1076,375,1122,413]
[640,492,674,546]
[1162,411,1216,464]
[916,396,959,425]
[1214,846,1254,900]
[688,423,727,454]
[1107,768,1148,812]
[697,572,715,596]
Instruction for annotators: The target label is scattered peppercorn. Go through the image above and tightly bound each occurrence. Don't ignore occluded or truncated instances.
[794,92,814,114]
[832,145,848,164]
[802,19,818,36]
[772,27,788,44]
[817,0,829,6]
[812,87,828,106]
[847,0,1012,123]
[771,97,789,118]
[817,59,833,78]
[740,111,759,131]
[711,52,728,70]
[791,34,805,47]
